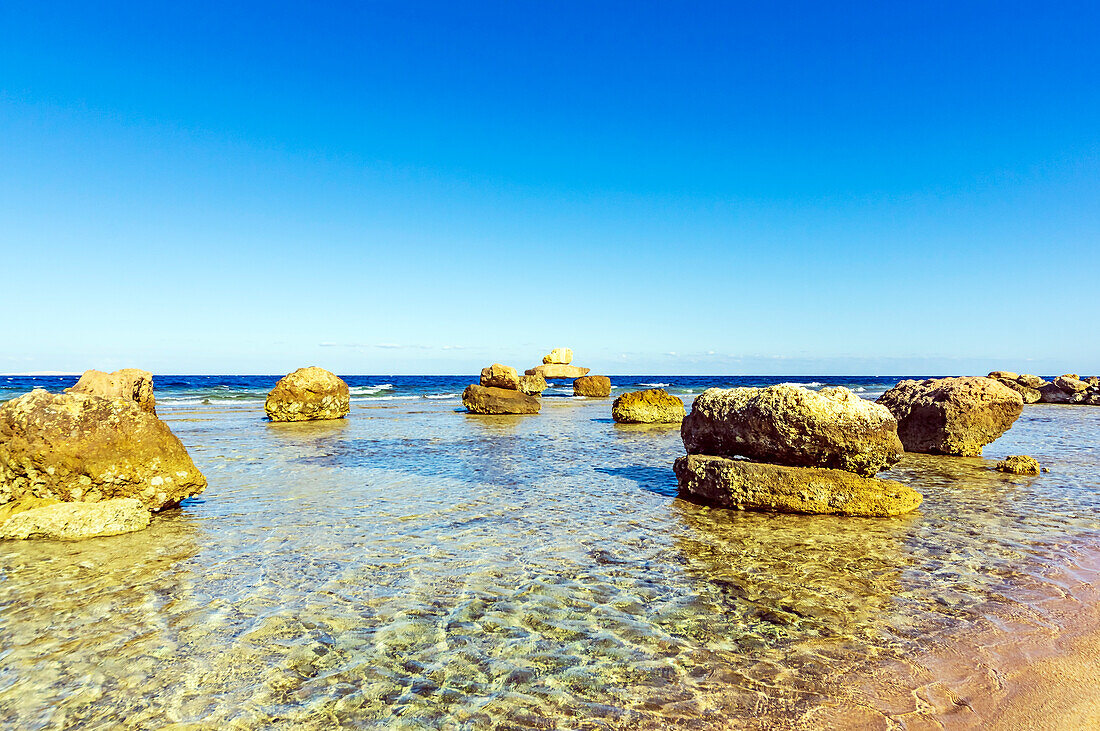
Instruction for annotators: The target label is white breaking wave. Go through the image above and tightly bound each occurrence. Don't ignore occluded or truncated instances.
[638,382,671,387]
[779,381,824,388]
[424,393,460,399]
[349,384,394,396]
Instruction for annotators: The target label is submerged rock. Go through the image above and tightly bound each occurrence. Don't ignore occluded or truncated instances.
[0,498,151,540]
[462,385,540,415]
[66,368,156,414]
[525,364,591,379]
[542,348,574,365]
[480,364,520,390]
[681,385,903,477]
[265,367,350,422]
[0,389,206,511]
[574,375,611,398]
[611,389,685,424]
[673,454,922,517]
[996,455,1041,475]
[517,373,548,395]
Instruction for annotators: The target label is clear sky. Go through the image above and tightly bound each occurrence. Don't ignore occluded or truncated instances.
[2,2,1097,375]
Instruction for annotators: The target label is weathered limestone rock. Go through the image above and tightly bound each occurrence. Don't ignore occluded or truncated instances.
[611,389,685,423]
[682,385,902,477]
[1054,375,1089,393]
[574,375,611,397]
[995,379,1042,404]
[525,364,591,379]
[1017,374,1047,389]
[0,498,151,540]
[988,371,1019,381]
[480,364,520,390]
[462,385,540,415]
[0,389,206,511]
[996,455,1041,475]
[1038,383,1072,404]
[877,377,1023,456]
[673,454,922,517]
[265,367,350,422]
[542,348,574,365]
[66,368,156,414]
[517,373,548,395]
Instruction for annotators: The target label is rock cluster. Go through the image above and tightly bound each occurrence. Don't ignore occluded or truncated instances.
[0,387,207,540]
[996,455,1041,475]
[525,347,591,380]
[66,368,157,414]
[988,371,1100,405]
[611,389,685,424]
[675,385,920,517]
[265,367,350,422]
[877,377,1023,456]
[464,362,541,414]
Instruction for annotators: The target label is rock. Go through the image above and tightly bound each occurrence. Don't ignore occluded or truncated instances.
[542,348,574,365]
[462,385,540,415]
[1038,383,1072,404]
[265,367,350,422]
[682,385,902,477]
[0,498,151,540]
[524,364,591,379]
[996,455,1041,475]
[0,494,59,525]
[996,379,1042,404]
[673,455,922,517]
[1017,374,1047,389]
[1086,376,1100,387]
[611,389,685,423]
[1087,392,1100,406]
[988,371,1019,381]
[66,368,156,414]
[574,376,611,398]
[877,377,1023,456]
[0,389,206,511]
[517,373,548,395]
[1054,374,1088,393]
[480,364,520,390]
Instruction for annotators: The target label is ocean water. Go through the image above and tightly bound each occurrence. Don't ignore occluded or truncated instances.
[1,376,1098,729]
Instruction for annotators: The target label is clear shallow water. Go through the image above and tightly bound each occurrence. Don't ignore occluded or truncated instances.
[0,382,1098,729]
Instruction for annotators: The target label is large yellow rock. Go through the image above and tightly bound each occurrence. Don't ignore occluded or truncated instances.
[525,364,590,379]
[479,364,520,390]
[612,389,685,423]
[542,348,574,365]
[66,368,156,414]
[0,389,206,511]
[574,375,611,397]
[265,367,350,422]
[674,454,922,517]
[0,498,151,540]
[682,385,903,477]
[462,385,540,414]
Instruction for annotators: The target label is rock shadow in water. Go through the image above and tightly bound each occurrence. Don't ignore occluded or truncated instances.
[594,465,678,498]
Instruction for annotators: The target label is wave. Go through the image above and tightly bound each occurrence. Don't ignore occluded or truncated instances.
[779,381,824,388]
[424,393,460,399]
[349,384,394,396]
[638,382,671,387]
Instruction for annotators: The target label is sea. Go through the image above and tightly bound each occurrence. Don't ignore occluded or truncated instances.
[1,374,1098,729]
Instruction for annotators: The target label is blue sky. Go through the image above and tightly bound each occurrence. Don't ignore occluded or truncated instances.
[2,2,1097,375]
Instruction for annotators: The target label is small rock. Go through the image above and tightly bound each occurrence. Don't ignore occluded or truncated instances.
[996,455,1041,475]
[265,367,350,422]
[1016,374,1047,389]
[66,368,157,414]
[479,364,520,390]
[996,379,1041,404]
[542,348,574,365]
[574,376,612,398]
[517,374,548,395]
[987,371,1019,380]
[611,389,685,423]
[0,498,151,540]
[1054,375,1089,394]
[462,385,540,415]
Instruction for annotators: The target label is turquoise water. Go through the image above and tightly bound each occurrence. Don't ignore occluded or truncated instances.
[1,390,1099,728]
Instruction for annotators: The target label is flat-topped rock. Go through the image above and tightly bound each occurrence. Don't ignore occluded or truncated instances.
[0,389,206,511]
[542,348,574,365]
[525,364,590,379]
[574,375,611,397]
[517,373,548,395]
[265,367,350,422]
[612,389,685,423]
[480,364,520,390]
[877,377,1023,456]
[988,371,1019,381]
[674,455,922,517]
[0,498,151,540]
[462,385,540,415]
[682,385,903,477]
[66,368,156,414]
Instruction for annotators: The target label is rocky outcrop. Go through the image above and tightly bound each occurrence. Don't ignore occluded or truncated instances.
[574,375,611,398]
[0,389,206,511]
[525,364,591,380]
[265,367,350,422]
[1038,383,1072,404]
[674,455,921,517]
[611,389,685,424]
[66,368,156,414]
[1054,374,1088,393]
[1016,374,1046,389]
[542,348,574,365]
[877,377,1023,456]
[996,455,1041,475]
[517,373,548,395]
[988,371,1019,381]
[995,379,1042,404]
[480,364,520,390]
[0,498,151,540]
[988,371,1100,406]
[462,385,540,415]
[682,385,903,477]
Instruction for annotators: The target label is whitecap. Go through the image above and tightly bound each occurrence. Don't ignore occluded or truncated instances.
[424,393,460,399]
[638,382,671,388]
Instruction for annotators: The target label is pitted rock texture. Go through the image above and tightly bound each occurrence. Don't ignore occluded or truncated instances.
[265,367,350,422]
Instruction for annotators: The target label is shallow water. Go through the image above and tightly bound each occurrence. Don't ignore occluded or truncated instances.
[1,396,1098,729]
